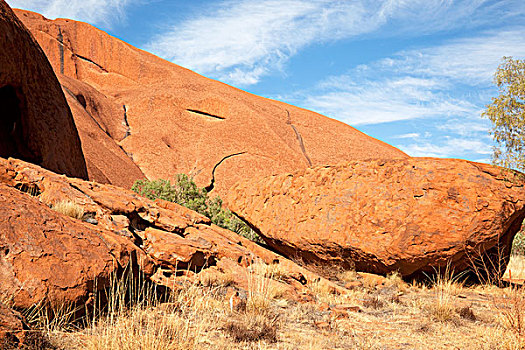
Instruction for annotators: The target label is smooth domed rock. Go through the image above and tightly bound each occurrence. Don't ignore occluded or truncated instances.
[0,1,87,179]
[228,158,525,278]
[14,9,407,197]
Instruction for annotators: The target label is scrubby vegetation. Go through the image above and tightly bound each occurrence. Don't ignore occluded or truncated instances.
[131,175,261,242]
[19,258,525,350]
[513,229,525,256]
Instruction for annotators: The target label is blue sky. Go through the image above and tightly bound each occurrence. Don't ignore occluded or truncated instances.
[8,0,525,162]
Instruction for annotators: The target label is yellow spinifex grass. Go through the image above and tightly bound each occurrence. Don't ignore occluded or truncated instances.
[427,264,466,322]
[51,200,85,220]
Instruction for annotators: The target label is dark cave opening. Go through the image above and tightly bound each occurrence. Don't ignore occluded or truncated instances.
[0,85,41,163]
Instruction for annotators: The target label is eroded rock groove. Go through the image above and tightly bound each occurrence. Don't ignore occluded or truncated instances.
[286,110,312,167]
[187,109,225,120]
[57,28,64,74]
[74,54,108,72]
[122,105,131,139]
[205,152,246,192]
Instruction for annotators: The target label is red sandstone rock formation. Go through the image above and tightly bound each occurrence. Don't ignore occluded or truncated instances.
[14,8,407,196]
[0,302,26,347]
[228,158,525,278]
[0,1,87,179]
[59,75,145,188]
[0,156,347,312]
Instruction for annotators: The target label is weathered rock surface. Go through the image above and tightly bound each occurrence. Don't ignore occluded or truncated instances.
[14,8,407,197]
[0,157,347,312]
[228,158,525,277]
[0,182,150,309]
[0,1,87,179]
[59,74,145,188]
[0,302,27,347]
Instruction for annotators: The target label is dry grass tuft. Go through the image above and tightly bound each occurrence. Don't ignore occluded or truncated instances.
[363,295,385,310]
[224,313,278,343]
[495,287,525,338]
[248,261,290,281]
[198,269,235,287]
[426,265,465,322]
[457,306,476,321]
[245,268,286,315]
[51,200,85,220]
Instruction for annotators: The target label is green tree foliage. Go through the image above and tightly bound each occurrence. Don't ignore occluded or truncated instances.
[131,175,261,242]
[483,57,525,171]
[512,230,525,256]
[484,57,525,256]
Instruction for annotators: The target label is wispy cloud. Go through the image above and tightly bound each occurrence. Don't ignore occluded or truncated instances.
[379,29,525,85]
[402,138,492,158]
[300,28,525,126]
[146,0,383,86]
[145,0,525,86]
[394,133,420,139]
[6,0,136,27]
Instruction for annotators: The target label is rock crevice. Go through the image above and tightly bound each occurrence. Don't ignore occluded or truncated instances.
[286,110,312,167]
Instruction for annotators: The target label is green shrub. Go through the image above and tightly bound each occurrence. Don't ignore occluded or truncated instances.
[131,176,261,242]
[512,229,525,256]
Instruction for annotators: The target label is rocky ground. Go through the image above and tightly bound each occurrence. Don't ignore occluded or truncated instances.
[5,257,524,350]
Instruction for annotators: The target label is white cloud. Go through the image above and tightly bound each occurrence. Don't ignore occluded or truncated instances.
[381,29,525,86]
[6,0,136,27]
[394,133,420,139]
[402,138,492,158]
[299,28,525,125]
[304,76,478,125]
[145,0,525,86]
[436,118,491,137]
[146,0,383,86]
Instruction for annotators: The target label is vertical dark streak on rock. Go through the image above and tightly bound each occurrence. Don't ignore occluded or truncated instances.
[57,28,64,74]
[122,105,131,139]
[286,110,312,167]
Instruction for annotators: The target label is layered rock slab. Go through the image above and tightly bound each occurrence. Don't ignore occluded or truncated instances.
[14,9,407,197]
[0,1,87,179]
[228,158,525,277]
[0,157,347,312]
[0,182,149,309]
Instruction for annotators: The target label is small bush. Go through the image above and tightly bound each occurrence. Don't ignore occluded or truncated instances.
[512,229,525,256]
[131,176,261,242]
[224,314,278,343]
[363,295,385,310]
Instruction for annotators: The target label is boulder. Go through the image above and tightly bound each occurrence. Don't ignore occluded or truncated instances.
[0,157,348,311]
[0,1,87,179]
[0,182,150,309]
[228,158,525,278]
[14,9,407,197]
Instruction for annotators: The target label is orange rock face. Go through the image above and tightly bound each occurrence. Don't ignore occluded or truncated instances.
[0,157,347,311]
[228,158,525,278]
[0,182,148,309]
[14,9,407,196]
[0,302,26,347]
[0,1,87,179]
[59,74,145,188]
